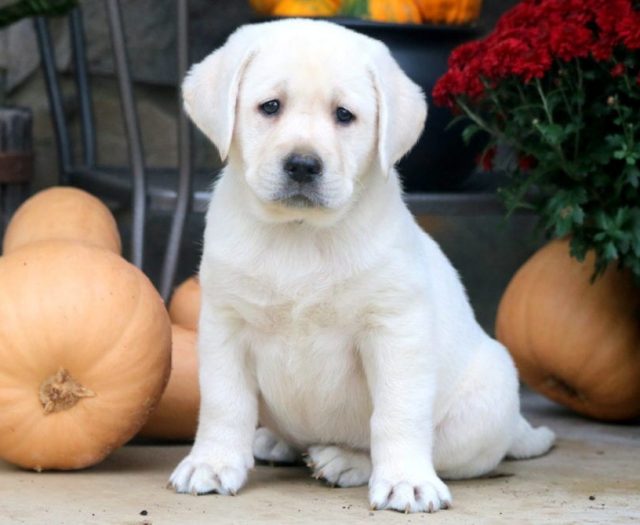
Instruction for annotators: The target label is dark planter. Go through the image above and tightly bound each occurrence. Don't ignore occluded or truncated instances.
[332,19,485,193]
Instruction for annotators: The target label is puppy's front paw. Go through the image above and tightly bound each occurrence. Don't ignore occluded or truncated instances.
[169,453,249,496]
[369,471,452,513]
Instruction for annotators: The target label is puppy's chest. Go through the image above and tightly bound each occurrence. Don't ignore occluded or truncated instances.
[249,308,360,381]
[242,293,362,362]
[244,298,345,335]
[229,276,363,336]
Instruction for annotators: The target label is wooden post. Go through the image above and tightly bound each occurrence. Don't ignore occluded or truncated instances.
[0,106,33,247]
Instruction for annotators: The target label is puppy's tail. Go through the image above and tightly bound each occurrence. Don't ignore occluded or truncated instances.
[506,415,556,460]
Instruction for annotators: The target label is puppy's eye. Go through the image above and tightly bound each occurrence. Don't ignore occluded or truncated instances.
[336,107,355,124]
[260,99,280,116]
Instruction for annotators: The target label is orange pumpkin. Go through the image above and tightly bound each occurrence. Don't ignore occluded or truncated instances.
[341,0,422,23]
[2,187,121,255]
[368,0,422,23]
[272,0,341,17]
[0,241,172,470]
[168,276,201,331]
[415,0,482,25]
[249,0,281,14]
[139,325,199,441]
[496,239,640,421]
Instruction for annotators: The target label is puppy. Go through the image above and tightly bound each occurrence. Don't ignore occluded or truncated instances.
[169,19,555,513]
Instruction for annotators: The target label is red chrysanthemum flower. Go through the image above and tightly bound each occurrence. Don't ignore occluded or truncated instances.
[434,0,640,110]
[549,23,593,61]
[617,11,640,49]
[477,147,497,172]
[518,154,537,171]
[610,63,626,77]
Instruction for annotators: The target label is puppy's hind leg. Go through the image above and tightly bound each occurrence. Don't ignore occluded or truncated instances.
[434,340,555,480]
[306,445,372,487]
[506,416,555,460]
[253,427,299,464]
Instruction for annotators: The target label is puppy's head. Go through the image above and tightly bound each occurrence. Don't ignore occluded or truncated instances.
[183,20,426,226]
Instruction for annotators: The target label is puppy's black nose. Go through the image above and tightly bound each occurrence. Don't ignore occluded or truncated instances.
[283,153,322,184]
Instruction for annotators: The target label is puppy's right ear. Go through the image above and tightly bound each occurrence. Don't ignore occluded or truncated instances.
[182,27,256,162]
[367,40,427,178]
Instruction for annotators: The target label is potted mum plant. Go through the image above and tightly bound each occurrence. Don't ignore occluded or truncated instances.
[434,0,640,420]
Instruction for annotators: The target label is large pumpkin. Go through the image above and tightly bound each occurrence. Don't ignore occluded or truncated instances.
[168,276,201,331]
[2,187,121,255]
[138,325,199,441]
[496,239,640,421]
[0,241,172,470]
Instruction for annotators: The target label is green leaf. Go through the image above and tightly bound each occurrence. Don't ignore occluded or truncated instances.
[461,124,482,145]
[536,123,565,146]
[572,206,585,225]
[569,237,588,262]
[604,242,619,260]
[564,122,582,135]
[625,166,640,188]
[445,114,471,130]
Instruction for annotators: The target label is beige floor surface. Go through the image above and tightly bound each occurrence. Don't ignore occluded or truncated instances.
[1,391,639,525]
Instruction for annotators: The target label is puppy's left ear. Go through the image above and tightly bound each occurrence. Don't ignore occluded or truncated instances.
[182,26,256,162]
[368,42,427,177]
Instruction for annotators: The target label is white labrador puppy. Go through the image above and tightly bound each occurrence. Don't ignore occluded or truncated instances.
[169,19,555,513]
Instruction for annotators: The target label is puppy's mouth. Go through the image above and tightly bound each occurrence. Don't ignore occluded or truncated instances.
[279,195,317,208]
[272,185,327,208]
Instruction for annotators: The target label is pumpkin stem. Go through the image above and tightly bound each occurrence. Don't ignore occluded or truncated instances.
[39,367,95,414]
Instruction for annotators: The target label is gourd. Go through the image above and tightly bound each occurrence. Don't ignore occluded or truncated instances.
[272,0,341,17]
[0,241,172,470]
[414,0,482,25]
[496,239,640,421]
[138,325,199,441]
[168,276,201,331]
[2,187,121,255]
[341,0,422,24]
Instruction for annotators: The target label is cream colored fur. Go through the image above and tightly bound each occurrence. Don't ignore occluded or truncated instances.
[169,19,555,513]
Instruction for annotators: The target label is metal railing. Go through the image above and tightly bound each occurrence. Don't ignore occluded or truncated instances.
[34,0,193,299]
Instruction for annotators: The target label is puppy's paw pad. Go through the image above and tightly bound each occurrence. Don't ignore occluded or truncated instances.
[169,455,248,496]
[369,476,452,513]
[253,427,298,464]
[306,445,371,487]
